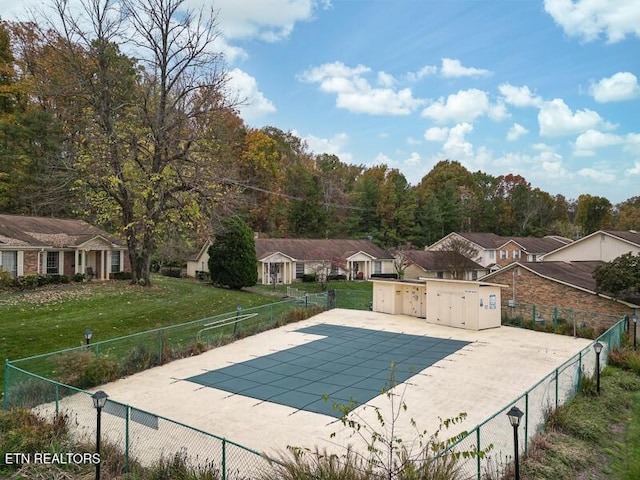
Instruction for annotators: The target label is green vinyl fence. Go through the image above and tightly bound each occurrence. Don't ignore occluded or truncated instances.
[444,317,626,479]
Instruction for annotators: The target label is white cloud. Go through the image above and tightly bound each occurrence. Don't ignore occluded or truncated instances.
[213,0,328,42]
[578,167,616,183]
[507,123,529,141]
[301,131,353,162]
[300,61,423,115]
[405,65,438,82]
[544,0,640,43]
[406,136,422,145]
[378,71,396,87]
[442,123,475,159]
[440,58,491,78]
[589,72,640,103]
[405,152,421,166]
[424,127,450,142]
[574,129,623,154]
[422,89,491,123]
[538,98,612,137]
[228,68,276,120]
[488,102,510,121]
[498,83,543,107]
[627,161,640,175]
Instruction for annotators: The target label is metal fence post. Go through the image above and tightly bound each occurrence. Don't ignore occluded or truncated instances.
[532,305,536,323]
[222,438,227,480]
[125,405,130,473]
[476,427,481,480]
[55,383,59,416]
[3,359,9,410]
[577,351,583,391]
[524,392,529,454]
[555,369,559,409]
[158,329,164,364]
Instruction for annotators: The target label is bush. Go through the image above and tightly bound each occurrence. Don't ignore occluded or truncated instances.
[72,273,85,282]
[52,350,120,389]
[160,266,182,278]
[120,344,161,376]
[112,271,133,280]
[302,274,317,283]
[370,273,398,279]
[0,267,12,289]
[13,275,39,290]
[327,274,346,281]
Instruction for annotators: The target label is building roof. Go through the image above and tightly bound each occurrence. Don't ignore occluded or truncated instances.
[402,250,485,271]
[433,232,571,254]
[0,214,124,248]
[255,238,393,262]
[483,260,606,293]
[602,230,640,246]
[501,236,572,254]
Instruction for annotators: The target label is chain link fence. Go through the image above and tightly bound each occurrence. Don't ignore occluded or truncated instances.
[2,288,628,479]
[445,317,626,479]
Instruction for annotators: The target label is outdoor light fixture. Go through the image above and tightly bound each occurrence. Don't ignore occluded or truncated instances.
[91,390,108,480]
[84,329,93,346]
[594,341,603,394]
[634,314,639,351]
[506,406,524,480]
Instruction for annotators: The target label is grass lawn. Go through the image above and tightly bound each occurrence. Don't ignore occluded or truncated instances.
[0,276,277,388]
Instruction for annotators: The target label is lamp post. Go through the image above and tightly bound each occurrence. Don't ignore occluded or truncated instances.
[507,405,524,480]
[634,314,638,351]
[84,329,93,346]
[593,341,603,394]
[91,390,108,480]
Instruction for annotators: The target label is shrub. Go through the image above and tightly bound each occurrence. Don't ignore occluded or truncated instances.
[120,344,161,376]
[302,274,317,283]
[13,275,39,290]
[112,271,133,280]
[52,350,120,389]
[0,267,12,289]
[72,273,85,282]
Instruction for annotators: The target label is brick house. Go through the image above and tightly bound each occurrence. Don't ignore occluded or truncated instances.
[427,232,571,270]
[483,261,638,329]
[0,214,130,280]
[187,238,395,285]
[399,250,488,281]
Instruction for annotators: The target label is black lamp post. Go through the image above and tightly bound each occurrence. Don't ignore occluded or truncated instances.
[634,314,638,351]
[91,390,108,480]
[594,341,603,394]
[84,329,93,346]
[507,405,524,480]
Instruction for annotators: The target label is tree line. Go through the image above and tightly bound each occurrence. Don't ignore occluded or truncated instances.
[0,0,638,284]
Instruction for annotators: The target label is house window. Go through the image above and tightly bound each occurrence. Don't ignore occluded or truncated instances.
[437,271,444,279]
[46,251,59,274]
[111,252,121,273]
[500,250,507,259]
[1,251,18,278]
[295,263,304,279]
[373,261,382,274]
[513,250,521,259]
[488,250,495,260]
[471,270,478,281]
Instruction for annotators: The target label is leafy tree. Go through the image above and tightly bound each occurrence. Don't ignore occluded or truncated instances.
[593,253,640,299]
[208,216,258,289]
[576,194,612,235]
[40,0,237,285]
[613,196,640,230]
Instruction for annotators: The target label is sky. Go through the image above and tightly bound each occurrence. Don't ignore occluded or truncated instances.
[1,0,639,204]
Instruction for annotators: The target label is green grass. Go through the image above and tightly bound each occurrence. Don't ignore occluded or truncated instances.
[251,279,374,295]
[611,390,640,479]
[519,358,640,480]
[0,276,277,388]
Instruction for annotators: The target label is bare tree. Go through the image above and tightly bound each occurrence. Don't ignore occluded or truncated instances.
[439,237,481,280]
[42,0,240,284]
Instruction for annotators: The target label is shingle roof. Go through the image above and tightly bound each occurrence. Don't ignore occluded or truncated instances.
[603,230,640,247]
[449,232,570,253]
[402,250,484,271]
[255,238,393,262]
[518,261,604,292]
[0,214,124,248]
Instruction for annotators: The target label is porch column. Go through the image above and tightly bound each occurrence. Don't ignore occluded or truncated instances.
[101,250,106,280]
[75,251,80,274]
[58,250,64,275]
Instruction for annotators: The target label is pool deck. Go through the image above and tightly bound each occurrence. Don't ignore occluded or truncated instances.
[88,308,592,458]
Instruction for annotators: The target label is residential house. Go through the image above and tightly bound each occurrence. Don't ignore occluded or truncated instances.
[427,232,572,270]
[188,238,395,285]
[399,250,488,281]
[542,230,640,262]
[482,261,638,329]
[0,214,129,280]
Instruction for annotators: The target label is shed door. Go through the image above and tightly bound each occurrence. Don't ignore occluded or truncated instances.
[376,285,394,314]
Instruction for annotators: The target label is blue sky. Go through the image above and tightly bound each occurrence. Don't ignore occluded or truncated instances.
[1,0,639,204]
